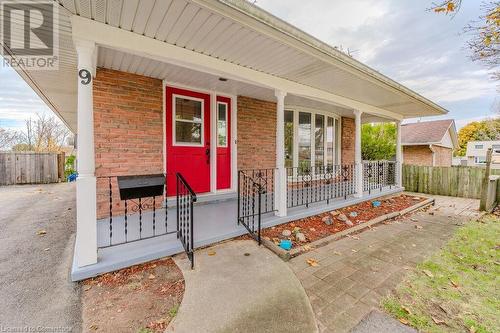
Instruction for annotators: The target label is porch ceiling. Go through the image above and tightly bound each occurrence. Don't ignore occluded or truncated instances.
[5,0,447,132]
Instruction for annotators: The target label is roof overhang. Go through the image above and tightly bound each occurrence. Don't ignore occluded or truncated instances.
[3,0,448,132]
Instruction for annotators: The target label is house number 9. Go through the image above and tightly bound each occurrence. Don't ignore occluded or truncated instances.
[78,69,92,85]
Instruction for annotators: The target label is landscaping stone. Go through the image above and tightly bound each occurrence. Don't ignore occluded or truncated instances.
[282,230,292,237]
[330,210,341,217]
[344,220,354,227]
[296,232,306,242]
[322,216,333,225]
[338,213,348,222]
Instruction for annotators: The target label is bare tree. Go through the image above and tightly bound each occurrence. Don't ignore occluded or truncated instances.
[14,113,71,152]
[0,127,19,150]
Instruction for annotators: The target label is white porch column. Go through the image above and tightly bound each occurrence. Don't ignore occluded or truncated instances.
[275,90,287,217]
[396,120,403,187]
[75,40,97,267]
[354,110,363,197]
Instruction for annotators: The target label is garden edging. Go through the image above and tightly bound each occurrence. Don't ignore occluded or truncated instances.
[262,197,436,261]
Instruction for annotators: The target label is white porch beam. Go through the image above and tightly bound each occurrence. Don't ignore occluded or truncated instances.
[70,16,403,121]
[396,121,403,187]
[275,90,287,217]
[354,110,363,198]
[74,39,98,267]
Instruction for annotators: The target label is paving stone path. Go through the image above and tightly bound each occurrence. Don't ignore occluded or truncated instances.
[288,195,480,333]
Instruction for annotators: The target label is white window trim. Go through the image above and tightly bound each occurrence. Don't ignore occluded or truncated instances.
[216,101,229,148]
[172,93,205,147]
[285,105,341,170]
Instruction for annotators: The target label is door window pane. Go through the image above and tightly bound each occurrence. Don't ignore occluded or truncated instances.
[298,112,311,170]
[175,122,202,143]
[315,115,324,168]
[326,117,334,166]
[175,98,202,122]
[175,96,203,145]
[217,103,227,147]
[284,110,294,168]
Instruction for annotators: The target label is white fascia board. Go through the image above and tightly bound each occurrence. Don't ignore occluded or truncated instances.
[70,16,404,121]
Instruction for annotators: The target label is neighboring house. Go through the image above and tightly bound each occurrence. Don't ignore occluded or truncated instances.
[466,141,500,168]
[5,0,447,280]
[401,119,458,167]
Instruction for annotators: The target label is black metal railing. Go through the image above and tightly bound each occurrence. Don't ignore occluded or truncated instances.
[237,169,275,244]
[286,164,356,208]
[97,175,172,248]
[176,173,196,269]
[363,161,397,194]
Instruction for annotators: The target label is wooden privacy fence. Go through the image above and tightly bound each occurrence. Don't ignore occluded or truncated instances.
[403,164,500,199]
[0,152,65,185]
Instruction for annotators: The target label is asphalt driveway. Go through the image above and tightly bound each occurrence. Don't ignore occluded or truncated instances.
[0,183,81,332]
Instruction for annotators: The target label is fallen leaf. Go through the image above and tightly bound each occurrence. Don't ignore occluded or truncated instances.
[415,225,423,229]
[148,274,156,279]
[399,318,409,325]
[207,251,216,256]
[333,251,342,255]
[432,316,446,325]
[306,258,319,267]
[401,305,412,314]
[449,279,459,288]
[36,230,47,235]
[83,285,92,291]
[351,249,358,253]
[422,269,434,278]
[43,248,50,251]
[89,324,98,331]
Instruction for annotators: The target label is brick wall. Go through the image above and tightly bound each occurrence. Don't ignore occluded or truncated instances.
[403,145,433,166]
[341,117,355,164]
[433,145,452,167]
[94,68,163,219]
[237,96,277,169]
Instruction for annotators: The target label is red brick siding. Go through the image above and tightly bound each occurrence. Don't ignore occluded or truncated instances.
[403,145,433,166]
[341,117,355,164]
[94,68,163,219]
[237,96,277,169]
[433,145,452,167]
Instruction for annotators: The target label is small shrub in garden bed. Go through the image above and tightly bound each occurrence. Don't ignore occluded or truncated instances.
[261,194,425,249]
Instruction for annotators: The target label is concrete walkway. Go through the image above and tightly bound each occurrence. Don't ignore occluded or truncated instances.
[167,240,318,333]
[288,195,480,333]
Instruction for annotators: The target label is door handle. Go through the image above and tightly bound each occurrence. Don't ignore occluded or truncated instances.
[205,147,210,164]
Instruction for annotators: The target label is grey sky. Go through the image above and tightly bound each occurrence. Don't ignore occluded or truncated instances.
[0,0,498,131]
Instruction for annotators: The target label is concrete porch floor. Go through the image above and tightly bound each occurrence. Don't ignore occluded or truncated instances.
[71,186,403,281]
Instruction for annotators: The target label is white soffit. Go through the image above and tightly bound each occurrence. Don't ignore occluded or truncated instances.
[8,0,447,132]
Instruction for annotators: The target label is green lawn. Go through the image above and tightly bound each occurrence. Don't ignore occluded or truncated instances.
[383,214,500,333]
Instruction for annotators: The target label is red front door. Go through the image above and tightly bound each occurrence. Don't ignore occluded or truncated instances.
[216,96,231,190]
[166,87,211,196]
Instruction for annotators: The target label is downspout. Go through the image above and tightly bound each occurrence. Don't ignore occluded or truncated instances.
[429,144,436,167]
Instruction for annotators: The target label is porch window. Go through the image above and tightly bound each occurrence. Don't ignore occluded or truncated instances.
[174,96,203,145]
[284,109,339,169]
[284,110,294,168]
[217,102,228,147]
[315,114,324,168]
[298,112,312,169]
